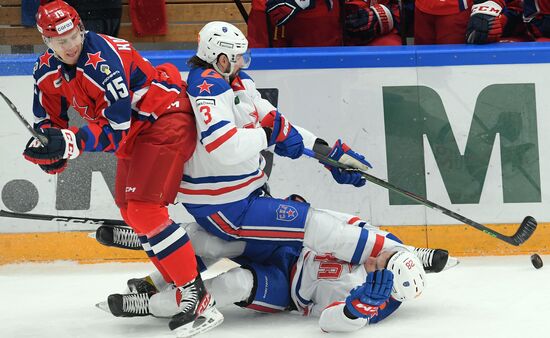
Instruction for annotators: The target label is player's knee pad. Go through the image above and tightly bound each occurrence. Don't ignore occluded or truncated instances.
[204,267,254,308]
[126,200,170,234]
[236,262,292,313]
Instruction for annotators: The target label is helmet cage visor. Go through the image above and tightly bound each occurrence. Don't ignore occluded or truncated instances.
[235,50,251,69]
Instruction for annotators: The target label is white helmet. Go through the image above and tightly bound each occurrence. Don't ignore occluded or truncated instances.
[387,249,426,302]
[196,21,251,77]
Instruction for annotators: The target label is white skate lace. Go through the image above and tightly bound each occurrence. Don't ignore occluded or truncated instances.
[413,248,435,268]
[114,227,141,249]
[122,293,150,315]
[178,284,199,314]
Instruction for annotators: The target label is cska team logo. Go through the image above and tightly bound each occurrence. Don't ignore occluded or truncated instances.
[276,204,299,222]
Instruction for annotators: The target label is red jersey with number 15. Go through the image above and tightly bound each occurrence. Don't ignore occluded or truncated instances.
[32,31,184,157]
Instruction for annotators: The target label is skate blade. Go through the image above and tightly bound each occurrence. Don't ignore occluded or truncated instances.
[173,307,224,338]
[442,256,460,271]
[95,301,111,314]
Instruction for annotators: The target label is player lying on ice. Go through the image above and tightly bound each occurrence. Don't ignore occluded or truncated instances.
[98,217,456,333]
[178,20,444,284]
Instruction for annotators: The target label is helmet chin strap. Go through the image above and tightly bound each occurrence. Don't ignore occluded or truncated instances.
[213,59,235,81]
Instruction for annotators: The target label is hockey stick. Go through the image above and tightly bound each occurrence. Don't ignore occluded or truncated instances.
[0,91,48,146]
[233,0,249,22]
[0,209,140,249]
[304,144,537,246]
[0,209,126,226]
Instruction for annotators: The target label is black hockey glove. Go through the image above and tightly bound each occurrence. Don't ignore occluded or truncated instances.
[23,127,80,166]
[466,1,504,44]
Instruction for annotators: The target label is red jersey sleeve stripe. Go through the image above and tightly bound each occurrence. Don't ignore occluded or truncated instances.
[370,234,385,257]
[204,127,237,153]
[179,171,265,196]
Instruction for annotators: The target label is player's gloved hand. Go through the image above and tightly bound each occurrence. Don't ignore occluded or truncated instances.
[345,269,393,319]
[344,4,394,39]
[266,0,315,26]
[23,127,80,166]
[261,110,304,159]
[466,1,504,44]
[326,139,371,187]
[39,159,68,175]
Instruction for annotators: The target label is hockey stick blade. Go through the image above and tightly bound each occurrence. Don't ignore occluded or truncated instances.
[304,146,538,246]
[511,216,537,246]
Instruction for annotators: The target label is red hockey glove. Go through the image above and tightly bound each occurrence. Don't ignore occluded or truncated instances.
[466,1,504,44]
[345,3,394,40]
[266,0,315,27]
[23,128,80,165]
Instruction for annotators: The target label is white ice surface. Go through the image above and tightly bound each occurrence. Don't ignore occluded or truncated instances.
[1,255,549,338]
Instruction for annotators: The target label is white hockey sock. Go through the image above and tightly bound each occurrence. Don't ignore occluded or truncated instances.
[182,222,246,259]
[149,285,180,318]
[204,267,253,308]
[148,270,171,292]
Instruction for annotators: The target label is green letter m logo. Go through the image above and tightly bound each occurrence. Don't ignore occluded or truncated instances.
[383,84,540,205]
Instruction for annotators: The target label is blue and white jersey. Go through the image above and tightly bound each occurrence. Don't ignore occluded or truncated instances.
[290,247,402,332]
[179,68,316,205]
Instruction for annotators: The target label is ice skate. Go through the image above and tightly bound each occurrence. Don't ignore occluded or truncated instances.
[95,225,142,250]
[168,275,223,338]
[106,292,152,317]
[127,275,159,294]
[413,248,459,273]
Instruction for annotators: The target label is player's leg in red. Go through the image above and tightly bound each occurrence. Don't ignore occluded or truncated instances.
[112,111,223,335]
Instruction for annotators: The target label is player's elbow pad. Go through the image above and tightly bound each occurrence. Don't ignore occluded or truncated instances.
[319,303,368,333]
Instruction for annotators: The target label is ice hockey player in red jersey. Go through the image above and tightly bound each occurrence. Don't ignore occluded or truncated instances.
[415,0,474,44]
[466,0,530,44]
[22,1,221,336]
[247,0,343,47]
[343,0,403,46]
[247,0,402,47]
[524,0,550,41]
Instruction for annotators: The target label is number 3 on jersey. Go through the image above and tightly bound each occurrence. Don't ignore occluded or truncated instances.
[200,105,212,124]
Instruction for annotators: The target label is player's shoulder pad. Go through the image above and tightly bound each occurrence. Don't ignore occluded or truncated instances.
[33,49,62,80]
[236,71,258,90]
[187,67,231,97]
[77,31,127,86]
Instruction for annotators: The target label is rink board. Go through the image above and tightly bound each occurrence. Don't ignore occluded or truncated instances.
[1,44,550,263]
[0,222,549,264]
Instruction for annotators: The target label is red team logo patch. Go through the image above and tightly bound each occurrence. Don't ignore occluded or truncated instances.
[84,51,105,70]
[197,80,214,94]
[39,51,53,69]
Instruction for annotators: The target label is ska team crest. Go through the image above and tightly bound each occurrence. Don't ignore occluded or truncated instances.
[276,204,298,222]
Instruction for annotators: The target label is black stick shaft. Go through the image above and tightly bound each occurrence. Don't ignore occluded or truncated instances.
[233,0,249,22]
[305,144,533,246]
[0,209,126,226]
[0,91,48,146]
